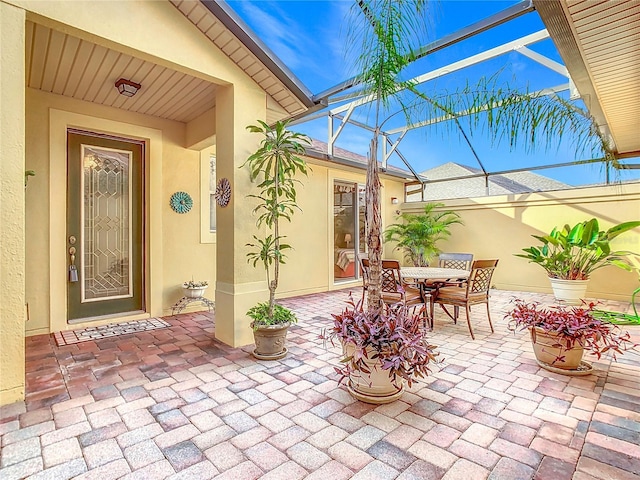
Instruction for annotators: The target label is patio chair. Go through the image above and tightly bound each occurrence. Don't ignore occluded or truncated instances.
[361,259,430,326]
[430,259,499,339]
[359,255,370,302]
[438,252,474,270]
[423,252,474,300]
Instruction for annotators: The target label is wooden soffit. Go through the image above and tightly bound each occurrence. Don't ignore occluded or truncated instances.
[535,0,640,157]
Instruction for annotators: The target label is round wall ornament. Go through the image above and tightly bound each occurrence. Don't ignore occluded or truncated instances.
[170,191,193,214]
[215,178,232,207]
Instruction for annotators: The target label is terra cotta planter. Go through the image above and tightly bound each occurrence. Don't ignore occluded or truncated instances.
[251,322,290,360]
[529,327,584,370]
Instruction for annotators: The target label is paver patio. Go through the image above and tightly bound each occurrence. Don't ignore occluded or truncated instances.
[1,288,639,480]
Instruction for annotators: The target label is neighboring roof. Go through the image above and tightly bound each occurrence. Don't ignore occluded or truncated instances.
[305,139,415,180]
[171,0,318,117]
[407,162,570,201]
[534,0,640,158]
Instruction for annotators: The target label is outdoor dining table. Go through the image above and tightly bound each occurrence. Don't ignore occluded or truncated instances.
[401,266,470,283]
[401,267,471,324]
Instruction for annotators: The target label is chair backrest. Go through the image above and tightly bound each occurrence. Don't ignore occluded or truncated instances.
[467,259,499,294]
[381,260,403,293]
[361,258,403,293]
[360,257,370,287]
[439,253,474,270]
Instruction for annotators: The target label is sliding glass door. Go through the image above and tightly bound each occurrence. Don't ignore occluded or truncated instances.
[333,181,365,282]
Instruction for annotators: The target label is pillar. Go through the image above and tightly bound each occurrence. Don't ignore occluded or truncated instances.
[0,2,26,405]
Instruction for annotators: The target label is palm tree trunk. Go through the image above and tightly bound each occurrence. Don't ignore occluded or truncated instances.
[366,134,383,313]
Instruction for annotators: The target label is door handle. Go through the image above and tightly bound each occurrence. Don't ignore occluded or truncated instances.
[69,246,78,282]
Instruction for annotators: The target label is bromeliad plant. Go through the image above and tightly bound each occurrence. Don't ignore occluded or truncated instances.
[328,295,439,388]
[516,218,640,280]
[243,120,310,327]
[506,299,635,363]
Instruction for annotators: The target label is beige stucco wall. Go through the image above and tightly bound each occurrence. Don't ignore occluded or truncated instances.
[25,88,217,335]
[0,2,27,405]
[401,183,640,301]
[15,0,270,342]
[274,160,407,298]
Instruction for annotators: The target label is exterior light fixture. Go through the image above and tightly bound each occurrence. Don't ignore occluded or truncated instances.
[391,197,399,204]
[115,78,141,97]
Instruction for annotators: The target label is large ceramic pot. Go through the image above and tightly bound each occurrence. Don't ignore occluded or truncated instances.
[344,344,404,405]
[529,327,584,370]
[252,322,290,360]
[549,278,589,306]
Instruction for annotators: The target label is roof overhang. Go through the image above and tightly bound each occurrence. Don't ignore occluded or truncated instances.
[172,0,319,118]
[535,0,640,158]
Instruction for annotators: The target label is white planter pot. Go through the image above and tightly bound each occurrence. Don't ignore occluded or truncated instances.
[343,344,404,404]
[549,278,589,305]
[183,286,207,298]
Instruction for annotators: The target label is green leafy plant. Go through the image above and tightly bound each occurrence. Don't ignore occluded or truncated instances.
[516,218,640,280]
[242,120,310,324]
[247,302,297,330]
[383,202,463,266]
[592,255,640,325]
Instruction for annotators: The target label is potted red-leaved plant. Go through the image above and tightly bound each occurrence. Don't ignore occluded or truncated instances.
[327,295,439,404]
[506,299,635,374]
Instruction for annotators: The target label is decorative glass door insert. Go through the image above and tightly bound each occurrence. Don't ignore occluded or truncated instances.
[67,131,144,321]
[81,145,133,302]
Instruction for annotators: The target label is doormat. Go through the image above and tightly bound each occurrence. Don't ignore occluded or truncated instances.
[53,318,171,346]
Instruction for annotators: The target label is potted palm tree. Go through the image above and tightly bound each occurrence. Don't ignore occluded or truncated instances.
[327,295,438,403]
[383,202,463,266]
[335,0,622,402]
[516,218,640,304]
[243,120,310,360]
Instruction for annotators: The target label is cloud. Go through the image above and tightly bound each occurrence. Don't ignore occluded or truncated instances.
[231,1,351,93]
[233,1,306,70]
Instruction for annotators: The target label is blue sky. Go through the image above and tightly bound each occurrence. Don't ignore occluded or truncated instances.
[228,1,639,186]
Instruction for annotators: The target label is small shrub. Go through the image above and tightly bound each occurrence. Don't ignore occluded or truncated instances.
[247,302,297,330]
[505,299,636,361]
[327,295,439,388]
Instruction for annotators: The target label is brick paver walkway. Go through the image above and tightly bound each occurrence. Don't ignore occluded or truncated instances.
[1,288,638,479]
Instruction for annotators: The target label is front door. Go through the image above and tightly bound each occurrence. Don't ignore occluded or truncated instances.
[67,130,145,322]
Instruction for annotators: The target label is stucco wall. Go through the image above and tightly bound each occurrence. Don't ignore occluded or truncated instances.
[25,88,217,335]
[402,183,640,301]
[0,2,26,405]
[274,161,407,298]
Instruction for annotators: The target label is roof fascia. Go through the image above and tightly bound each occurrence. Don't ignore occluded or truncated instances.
[201,0,316,108]
[533,0,614,152]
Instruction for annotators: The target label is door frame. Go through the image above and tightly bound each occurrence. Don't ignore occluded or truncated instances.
[49,109,164,332]
[66,131,145,321]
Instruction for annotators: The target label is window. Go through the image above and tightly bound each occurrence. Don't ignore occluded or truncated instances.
[209,155,216,232]
[200,146,216,244]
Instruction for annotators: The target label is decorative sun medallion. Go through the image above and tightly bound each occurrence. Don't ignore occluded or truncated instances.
[170,191,193,214]
[215,178,232,207]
